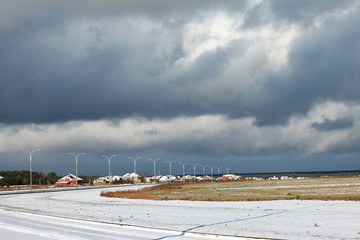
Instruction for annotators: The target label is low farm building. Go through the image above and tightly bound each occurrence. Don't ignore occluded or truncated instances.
[56,174,83,187]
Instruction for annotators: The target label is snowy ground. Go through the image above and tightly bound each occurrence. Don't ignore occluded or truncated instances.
[0,185,359,240]
[0,209,241,240]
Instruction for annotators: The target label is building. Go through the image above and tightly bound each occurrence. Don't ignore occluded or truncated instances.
[159,175,177,182]
[221,174,242,180]
[269,176,279,180]
[56,173,83,187]
[202,175,212,181]
[122,172,141,183]
[94,175,122,184]
[0,176,3,183]
[94,176,110,184]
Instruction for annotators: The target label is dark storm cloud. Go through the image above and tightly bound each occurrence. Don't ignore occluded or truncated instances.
[69,0,247,18]
[242,0,357,28]
[0,0,247,29]
[249,9,360,126]
[0,22,238,123]
[268,0,357,23]
[0,0,359,126]
[311,118,354,132]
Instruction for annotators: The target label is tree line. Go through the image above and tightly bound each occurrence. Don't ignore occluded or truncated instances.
[0,170,60,186]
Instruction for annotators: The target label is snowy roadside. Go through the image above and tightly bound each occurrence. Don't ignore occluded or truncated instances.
[0,183,152,195]
[0,185,359,239]
[0,208,247,240]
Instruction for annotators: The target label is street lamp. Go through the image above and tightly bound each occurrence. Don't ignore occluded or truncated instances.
[129,156,141,176]
[68,152,85,187]
[225,168,230,175]
[178,162,188,178]
[149,158,160,177]
[208,166,215,179]
[199,164,207,177]
[21,148,40,191]
[190,163,199,182]
[102,154,116,183]
[165,160,176,175]
[215,166,223,178]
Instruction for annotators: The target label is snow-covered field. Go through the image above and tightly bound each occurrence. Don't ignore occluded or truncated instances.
[0,185,359,240]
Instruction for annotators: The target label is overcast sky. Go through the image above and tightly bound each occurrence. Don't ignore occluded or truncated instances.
[1,0,360,176]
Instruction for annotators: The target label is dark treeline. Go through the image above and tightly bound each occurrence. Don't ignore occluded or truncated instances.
[0,171,100,186]
[0,170,59,186]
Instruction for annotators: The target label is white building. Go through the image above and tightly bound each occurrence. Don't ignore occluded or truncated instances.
[122,172,141,183]
[159,175,177,182]
[122,172,140,179]
[94,175,122,184]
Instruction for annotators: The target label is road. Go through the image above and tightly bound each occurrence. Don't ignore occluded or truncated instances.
[0,209,248,240]
[0,185,358,240]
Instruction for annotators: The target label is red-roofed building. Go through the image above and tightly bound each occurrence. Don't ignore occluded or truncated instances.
[56,173,83,187]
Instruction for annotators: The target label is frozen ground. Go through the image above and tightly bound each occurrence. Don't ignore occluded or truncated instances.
[0,209,241,240]
[0,185,359,240]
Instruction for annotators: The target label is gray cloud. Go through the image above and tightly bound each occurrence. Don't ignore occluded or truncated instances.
[249,8,360,126]
[0,0,359,127]
[0,0,247,31]
[311,118,354,132]
[268,0,357,24]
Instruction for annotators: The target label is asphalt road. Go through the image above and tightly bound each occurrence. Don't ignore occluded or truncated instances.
[0,209,248,240]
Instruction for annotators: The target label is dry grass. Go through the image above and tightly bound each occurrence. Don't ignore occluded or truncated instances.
[101,177,360,201]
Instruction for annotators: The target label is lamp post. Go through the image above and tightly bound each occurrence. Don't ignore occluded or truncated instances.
[21,148,40,191]
[129,156,141,176]
[208,166,215,179]
[190,163,199,182]
[199,164,207,177]
[215,166,223,178]
[149,158,160,177]
[178,162,188,178]
[68,152,85,187]
[225,168,230,175]
[165,160,176,175]
[102,154,116,183]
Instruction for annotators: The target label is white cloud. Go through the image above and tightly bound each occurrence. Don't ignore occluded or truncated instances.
[1,101,359,156]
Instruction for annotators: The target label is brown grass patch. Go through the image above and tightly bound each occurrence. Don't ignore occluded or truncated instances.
[101,182,185,200]
[101,177,360,201]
